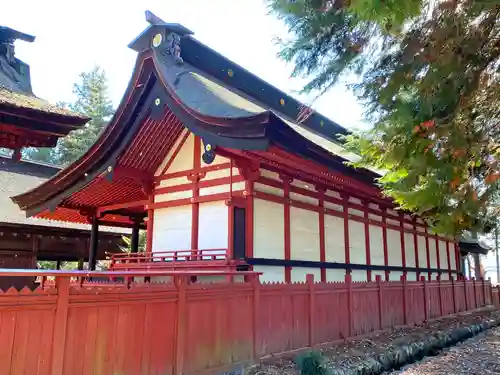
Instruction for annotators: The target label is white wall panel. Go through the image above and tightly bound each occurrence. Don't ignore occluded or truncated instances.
[290,207,320,261]
[439,240,449,270]
[406,272,417,281]
[417,236,427,268]
[372,270,385,281]
[326,269,346,282]
[324,201,343,212]
[155,190,192,202]
[254,182,284,197]
[253,199,284,259]
[158,176,189,188]
[369,225,384,266]
[290,192,318,205]
[291,267,321,283]
[325,215,345,262]
[199,184,230,196]
[155,129,189,176]
[349,220,366,264]
[368,214,382,221]
[386,218,400,226]
[348,208,364,216]
[325,190,341,199]
[387,229,402,266]
[260,169,281,181]
[167,133,194,173]
[428,239,437,268]
[152,205,192,252]
[351,270,367,282]
[254,266,285,283]
[349,197,362,205]
[404,232,416,267]
[449,246,457,270]
[198,202,228,253]
[389,271,404,281]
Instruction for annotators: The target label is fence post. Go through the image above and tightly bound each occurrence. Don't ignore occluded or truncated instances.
[481,277,486,306]
[376,275,384,330]
[252,274,261,361]
[401,275,407,325]
[345,273,353,338]
[488,278,493,306]
[173,275,188,375]
[451,276,457,313]
[422,276,429,321]
[306,274,316,346]
[438,275,443,316]
[464,277,469,311]
[473,277,478,308]
[51,276,71,375]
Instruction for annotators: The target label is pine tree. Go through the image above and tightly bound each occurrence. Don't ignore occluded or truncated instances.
[57,66,114,165]
[269,0,500,235]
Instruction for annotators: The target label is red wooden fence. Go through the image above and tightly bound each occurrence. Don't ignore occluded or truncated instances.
[0,269,495,375]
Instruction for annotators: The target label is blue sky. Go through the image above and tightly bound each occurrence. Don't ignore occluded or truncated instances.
[2,0,364,129]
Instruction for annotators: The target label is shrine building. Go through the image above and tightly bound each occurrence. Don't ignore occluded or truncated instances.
[12,12,462,283]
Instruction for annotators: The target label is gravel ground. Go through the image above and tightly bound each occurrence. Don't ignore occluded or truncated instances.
[248,308,500,375]
[389,326,500,375]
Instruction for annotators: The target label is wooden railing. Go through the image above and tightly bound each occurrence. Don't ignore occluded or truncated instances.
[0,270,495,375]
[109,248,243,271]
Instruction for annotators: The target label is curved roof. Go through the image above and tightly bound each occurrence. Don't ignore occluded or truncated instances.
[11,12,384,224]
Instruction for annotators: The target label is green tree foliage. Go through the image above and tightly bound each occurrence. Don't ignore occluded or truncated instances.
[57,66,114,165]
[269,0,500,235]
[120,231,147,253]
[23,66,114,166]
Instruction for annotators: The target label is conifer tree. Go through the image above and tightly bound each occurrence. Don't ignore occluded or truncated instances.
[269,0,500,235]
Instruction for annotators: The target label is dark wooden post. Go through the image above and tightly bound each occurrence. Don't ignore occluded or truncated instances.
[56,260,61,270]
[401,275,408,325]
[451,276,457,313]
[77,258,84,270]
[376,275,384,329]
[438,275,443,316]
[88,214,99,271]
[422,276,429,320]
[473,277,478,308]
[464,277,469,311]
[131,219,141,254]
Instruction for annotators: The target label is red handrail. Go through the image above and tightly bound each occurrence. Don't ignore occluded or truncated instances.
[109,249,230,270]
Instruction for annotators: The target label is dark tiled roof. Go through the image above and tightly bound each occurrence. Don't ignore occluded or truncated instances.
[0,156,127,233]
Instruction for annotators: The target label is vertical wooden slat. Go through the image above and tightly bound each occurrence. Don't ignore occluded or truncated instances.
[307,274,316,346]
[51,277,70,375]
[376,275,383,329]
[318,189,326,282]
[345,273,353,337]
[174,276,188,375]
[283,177,292,283]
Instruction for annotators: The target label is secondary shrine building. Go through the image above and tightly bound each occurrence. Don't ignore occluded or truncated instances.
[12,12,460,283]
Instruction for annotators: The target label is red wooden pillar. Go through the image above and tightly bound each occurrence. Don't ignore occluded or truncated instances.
[464,277,469,311]
[363,202,371,281]
[451,276,457,313]
[191,136,202,251]
[438,275,443,316]
[51,277,70,375]
[413,222,420,280]
[146,194,154,253]
[424,227,431,280]
[473,277,478,308]
[282,176,292,283]
[435,237,441,279]
[317,188,326,282]
[382,210,389,281]
[342,195,351,276]
[399,213,406,277]
[446,241,452,279]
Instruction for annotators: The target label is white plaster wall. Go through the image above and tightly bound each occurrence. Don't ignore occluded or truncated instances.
[348,208,364,217]
[428,239,438,269]
[372,270,386,281]
[325,215,345,262]
[351,270,367,282]
[389,271,404,281]
[404,232,416,267]
[439,240,449,270]
[167,133,194,173]
[417,235,428,268]
[449,246,457,271]
[152,205,192,252]
[349,220,366,264]
[291,267,321,283]
[324,201,343,212]
[198,201,228,256]
[155,190,193,202]
[254,182,284,197]
[290,192,318,205]
[326,269,346,282]
[253,199,285,259]
[406,272,418,281]
[325,190,341,199]
[290,207,320,261]
[254,266,285,283]
[387,229,402,266]
[369,225,384,265]
[260,169,280,180]
[155,129,189,176]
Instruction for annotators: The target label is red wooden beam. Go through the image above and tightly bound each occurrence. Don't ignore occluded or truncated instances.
[318,187,326,282]
[342,195,350,274]
[96,200,149,215]
[363,202,372,281]
[160,131,190,175]
[191,136,201,251]
[282,175,292,283]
